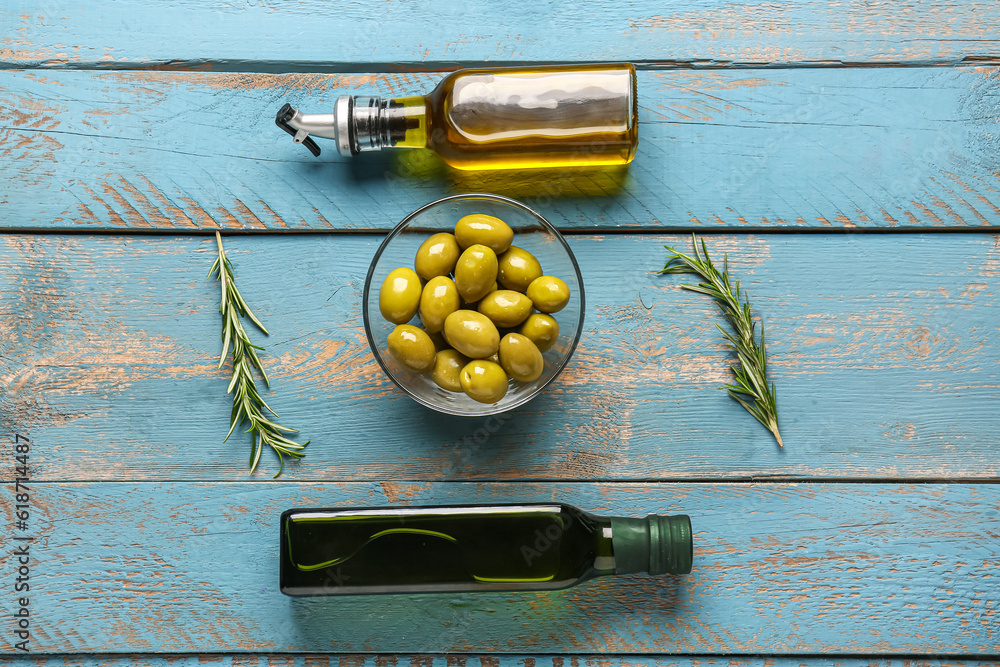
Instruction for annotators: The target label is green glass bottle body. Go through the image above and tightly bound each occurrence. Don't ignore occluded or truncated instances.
[280,503,692,596]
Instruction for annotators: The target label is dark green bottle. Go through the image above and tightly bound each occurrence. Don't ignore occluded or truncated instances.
[280,503,692,596]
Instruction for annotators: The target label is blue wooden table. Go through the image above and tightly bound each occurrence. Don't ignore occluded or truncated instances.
[2,1,999,665]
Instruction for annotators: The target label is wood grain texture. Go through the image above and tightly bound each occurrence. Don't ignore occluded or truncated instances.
[2,0,1000,70]
[2,233,998,482]
[3,1,997,664]
[2,68,999,232]
[2,660,1000,667]
[0,481,996,654]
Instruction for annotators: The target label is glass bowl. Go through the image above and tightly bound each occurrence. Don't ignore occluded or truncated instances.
[362,193,585,416]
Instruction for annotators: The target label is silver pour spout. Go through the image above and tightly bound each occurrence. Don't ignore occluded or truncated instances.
[276,96,385,158]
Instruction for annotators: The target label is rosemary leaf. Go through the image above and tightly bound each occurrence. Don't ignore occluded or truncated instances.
[658,234,783,448]
[209,232,309,476]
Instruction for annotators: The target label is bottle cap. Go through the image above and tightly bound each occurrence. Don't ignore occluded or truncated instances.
[610,514,692,575]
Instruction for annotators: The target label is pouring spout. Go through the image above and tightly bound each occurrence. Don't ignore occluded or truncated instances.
[275,103,327,157]
[275,97,357,158]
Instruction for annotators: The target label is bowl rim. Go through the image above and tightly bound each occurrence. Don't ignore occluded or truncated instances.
[362,192,586,416]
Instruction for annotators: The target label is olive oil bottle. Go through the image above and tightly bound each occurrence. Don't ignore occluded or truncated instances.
[280,503,692,596]
[275,64,638,170]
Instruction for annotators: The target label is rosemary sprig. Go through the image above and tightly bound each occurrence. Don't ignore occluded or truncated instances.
[658,234,783,447]
[208,232,309,476]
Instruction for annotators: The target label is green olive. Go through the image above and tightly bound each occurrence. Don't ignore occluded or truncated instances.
[418,276,460,333]
[454,244,498,303]
[414,232,461,281]
[454,214,514,254]
[478,290,533,328]
[519,313,559,352]
[497,246,542,292]
[526,275,571,313]
[460,360,509,404]
[443,310,500,359]
[387,324,436,373]
[379,267,422,324]
[431,349,469,392]
[498,333,544,382]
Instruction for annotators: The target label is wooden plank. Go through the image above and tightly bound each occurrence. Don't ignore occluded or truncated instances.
[1,659,999,667]
[2,0,999,70]
[2,233,998,482]
[2,68,999,232]
[0,481,996,653]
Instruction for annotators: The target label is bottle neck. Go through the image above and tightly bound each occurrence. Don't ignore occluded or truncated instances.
[341,95,428,155]
[589,518,617,575]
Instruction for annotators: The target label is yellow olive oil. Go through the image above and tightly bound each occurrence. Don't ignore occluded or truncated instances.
[276,64,638,171]
[280,503,691,596]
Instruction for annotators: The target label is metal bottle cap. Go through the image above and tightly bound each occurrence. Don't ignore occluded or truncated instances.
[610,514,693,575]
